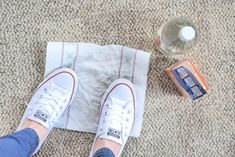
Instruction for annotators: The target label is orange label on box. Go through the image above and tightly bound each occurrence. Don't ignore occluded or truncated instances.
[165,59,208,100]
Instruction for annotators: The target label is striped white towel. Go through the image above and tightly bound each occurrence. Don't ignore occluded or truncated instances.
[45,42,150,137]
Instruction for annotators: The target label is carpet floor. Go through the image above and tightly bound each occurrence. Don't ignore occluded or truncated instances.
[0,0,234,156]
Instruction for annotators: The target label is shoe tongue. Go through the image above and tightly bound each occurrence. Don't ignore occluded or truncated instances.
[33,110,49,122]
[98,97,128,145]
[99,127,123,145]
[27,109,50,129]
[27,82,68,128]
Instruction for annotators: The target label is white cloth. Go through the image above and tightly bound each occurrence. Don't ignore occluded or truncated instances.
[44,42,150,137]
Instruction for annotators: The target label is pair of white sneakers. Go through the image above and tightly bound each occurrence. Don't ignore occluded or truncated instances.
[18,68,136,157]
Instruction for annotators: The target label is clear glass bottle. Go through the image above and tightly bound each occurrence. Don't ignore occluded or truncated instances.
[155,18,198,55]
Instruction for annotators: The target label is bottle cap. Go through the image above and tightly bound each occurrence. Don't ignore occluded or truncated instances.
[179,26,195,41]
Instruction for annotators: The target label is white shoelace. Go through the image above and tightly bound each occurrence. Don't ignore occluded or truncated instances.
[36,88,67,123]
[104,98,130,135]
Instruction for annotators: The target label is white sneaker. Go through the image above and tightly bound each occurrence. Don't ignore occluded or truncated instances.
[17,68,78,155]
[90,79,136,157]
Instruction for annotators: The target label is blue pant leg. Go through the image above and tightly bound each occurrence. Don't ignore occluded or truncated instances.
[92,147,115,157]
[0,128,39,157]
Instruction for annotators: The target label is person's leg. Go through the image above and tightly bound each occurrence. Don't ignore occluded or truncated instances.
[92,139,120,156]
[90,79,136,157]
[0,118,50,157]
[0,68,78,157]
[92,147,115,157]
[0,128,39,157]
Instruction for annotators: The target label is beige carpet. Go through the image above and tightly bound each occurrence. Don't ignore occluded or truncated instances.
[0,0,234,156]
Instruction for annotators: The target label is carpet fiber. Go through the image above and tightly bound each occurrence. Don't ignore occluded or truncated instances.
[0,0,234,156]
